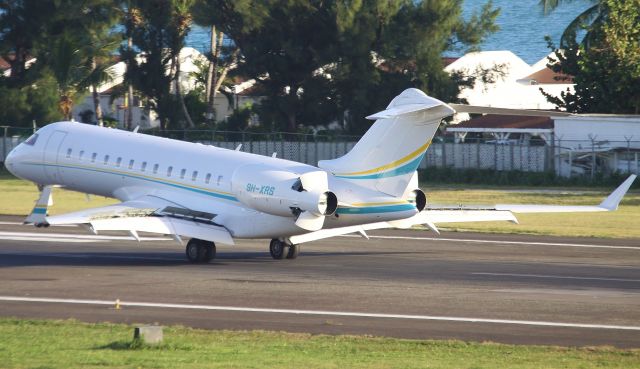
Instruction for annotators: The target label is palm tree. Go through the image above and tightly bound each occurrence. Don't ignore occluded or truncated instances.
[540,0,604,47]
[47,32,93,120]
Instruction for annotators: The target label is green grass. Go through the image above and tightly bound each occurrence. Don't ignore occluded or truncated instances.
[0,318,638,369]
[0,172,117,215]
[1,170,638,239]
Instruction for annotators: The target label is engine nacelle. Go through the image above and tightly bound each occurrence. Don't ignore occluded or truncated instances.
[231,164,338,218]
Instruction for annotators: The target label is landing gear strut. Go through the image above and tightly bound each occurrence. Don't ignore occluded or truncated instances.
[269,239,300,260]
[186,238,216,263]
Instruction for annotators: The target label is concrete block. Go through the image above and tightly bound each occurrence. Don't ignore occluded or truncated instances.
[134,325,163,345]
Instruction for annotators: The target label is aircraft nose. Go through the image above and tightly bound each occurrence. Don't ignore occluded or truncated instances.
[4,146,19,174]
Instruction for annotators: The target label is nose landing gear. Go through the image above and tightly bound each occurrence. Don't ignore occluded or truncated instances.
[269,239,299,260]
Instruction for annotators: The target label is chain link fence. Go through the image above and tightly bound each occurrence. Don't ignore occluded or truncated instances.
[2,125,639,178]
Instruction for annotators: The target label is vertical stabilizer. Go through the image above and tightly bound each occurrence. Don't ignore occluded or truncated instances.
[319,88,454,197]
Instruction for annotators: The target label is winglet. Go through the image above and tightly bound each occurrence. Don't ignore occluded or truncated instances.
[599,175,637,211]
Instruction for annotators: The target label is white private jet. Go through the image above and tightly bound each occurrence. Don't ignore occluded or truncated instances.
[4,89,636,262]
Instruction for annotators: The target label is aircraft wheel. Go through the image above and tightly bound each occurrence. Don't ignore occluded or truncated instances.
[269,239,287,260]
[286,244,300,259]
[186,239,201,263]
[186,239,213,263]
[204,241,216,262]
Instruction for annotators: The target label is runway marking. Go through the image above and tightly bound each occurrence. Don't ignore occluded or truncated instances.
[0,231,169,242]
[1,296,639,331]
[0,252,178,261]
[0,236,101,243]
[472,272,640,283]
[340,235,640,250]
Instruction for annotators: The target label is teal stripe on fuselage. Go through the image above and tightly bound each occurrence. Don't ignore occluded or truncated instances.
[25,162,238,202]
[336,204,416,215]
[334,153,425,180]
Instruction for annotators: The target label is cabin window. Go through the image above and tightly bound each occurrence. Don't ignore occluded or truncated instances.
[153,164,159,174]
[167,166,173,177]
[79,151,84,161]
[180,169,186,179]
[116,157,122,167]
[128,159,134,169]
[91,153,97,163]
[141,162,147,172]
[103,155,109,165]
[205,173,212,184]
[191,171,198,181]
[217,175,223,186]
[66,148,72,158]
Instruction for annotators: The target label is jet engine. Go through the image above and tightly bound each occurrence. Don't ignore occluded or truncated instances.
[231,164,338,231]
[408,189,427,211]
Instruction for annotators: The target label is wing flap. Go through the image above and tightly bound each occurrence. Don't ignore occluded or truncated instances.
[44,196,235,245]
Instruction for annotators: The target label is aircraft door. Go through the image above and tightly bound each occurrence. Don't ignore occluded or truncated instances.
[42,130,68,183]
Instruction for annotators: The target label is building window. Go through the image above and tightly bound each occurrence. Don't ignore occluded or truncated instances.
[153,164,159,174]
[66,148,72,158]
[128,159,134,169]
[167,166,173,177]
[205,173,212,184]
[141,162,147,172]
[191,171,198,181]
[91,153,97,163]
[180,169,186,179]
[116,157,122,167]
[103,155,109,165]
[79,150,84,161]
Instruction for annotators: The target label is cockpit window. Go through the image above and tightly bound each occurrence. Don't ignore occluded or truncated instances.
[24,134,39,146]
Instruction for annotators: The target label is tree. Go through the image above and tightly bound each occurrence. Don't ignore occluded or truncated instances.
[541,0,640,114]
[539,0,605,48]
[194,0,498,133]
[123,0,196,130]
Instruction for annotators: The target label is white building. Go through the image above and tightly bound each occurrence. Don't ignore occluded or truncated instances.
[72,47,262,129]
[445,50,574,111]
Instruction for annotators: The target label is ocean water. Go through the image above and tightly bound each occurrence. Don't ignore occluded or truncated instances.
[185,0,591,65]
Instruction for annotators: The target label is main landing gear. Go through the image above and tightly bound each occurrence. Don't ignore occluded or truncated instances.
[269,239,300,260]
[186,238,216,263]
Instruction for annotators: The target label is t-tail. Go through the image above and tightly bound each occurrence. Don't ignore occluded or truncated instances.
[319,88,454,197]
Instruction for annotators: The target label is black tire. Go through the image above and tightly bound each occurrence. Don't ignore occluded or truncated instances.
[286,244,300,259]
[269,239,287,260]
[186,239,200,263]
[204,242,216,262]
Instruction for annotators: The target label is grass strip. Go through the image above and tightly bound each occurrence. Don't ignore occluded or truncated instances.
[0,318,638,369]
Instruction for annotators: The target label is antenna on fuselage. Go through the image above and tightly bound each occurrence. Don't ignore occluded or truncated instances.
[235,144,242,151]
[133,126,140,133]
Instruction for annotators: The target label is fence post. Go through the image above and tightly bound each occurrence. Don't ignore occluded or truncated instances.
[625,136,633,174]
[589,135,596,181]
[1,126,7,164]
[476,138,480,168]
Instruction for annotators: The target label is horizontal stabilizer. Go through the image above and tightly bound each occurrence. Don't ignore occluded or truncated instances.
[448,104,573,117]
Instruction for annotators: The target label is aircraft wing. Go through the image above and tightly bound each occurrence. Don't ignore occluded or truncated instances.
[289,175,636,244]
[43,195,234,245]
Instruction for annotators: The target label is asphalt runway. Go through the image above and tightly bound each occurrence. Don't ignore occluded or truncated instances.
[0,215,639,347]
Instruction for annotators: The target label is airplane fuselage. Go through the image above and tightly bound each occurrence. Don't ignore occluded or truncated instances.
[6,122,418,238]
